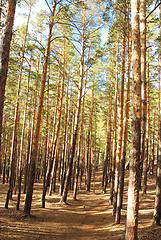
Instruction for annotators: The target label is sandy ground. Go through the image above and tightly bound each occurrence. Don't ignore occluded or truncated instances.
[0,168,161,240]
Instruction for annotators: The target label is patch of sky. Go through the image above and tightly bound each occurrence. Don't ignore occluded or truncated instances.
[100,26,108,46]
[14,0,49,28]
[14,0,109,47]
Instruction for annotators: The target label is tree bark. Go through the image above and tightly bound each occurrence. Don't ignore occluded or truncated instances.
[110,40,119,205]
[5,6,31,208]
[60,2,85,203]
[115,4,131,223]
[73,45,90,199]
[102,85,112,193]
[22,0,57,216]
[46,38,66,198]
[86,77,94,192]
[16,55,31,210]
[149,111,155,175]
[44,67,61,197]
[153,125,161,226]
[153,80,161,225]
[125,0,141,238]
[153,9,161,222]
[142,56,149,195]
[0,0,16,179]
[139,0,147,191]
[42,60,50,208]
[59,74,69,196]
[113,9,126,216]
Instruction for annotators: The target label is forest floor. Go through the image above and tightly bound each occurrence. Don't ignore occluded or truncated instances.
[0,167,161,240]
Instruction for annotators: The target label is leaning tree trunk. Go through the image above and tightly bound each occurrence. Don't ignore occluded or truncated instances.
[125,0,141,238]
[45,40,66,200]
[0,0,16,179]
[22,0,57,216]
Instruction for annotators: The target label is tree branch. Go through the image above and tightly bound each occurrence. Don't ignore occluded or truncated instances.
[146,1,161,19]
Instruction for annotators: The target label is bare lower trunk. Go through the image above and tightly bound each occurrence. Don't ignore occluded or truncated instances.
[102,86,112,194]
[153,120,161,225]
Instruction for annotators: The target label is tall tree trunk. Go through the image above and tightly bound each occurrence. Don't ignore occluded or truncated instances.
[23,110,31,194]
[153,117,161,225]
[149,111,155,175]
[139,0,147,191]
[59,74,69,196]
[16,55,31,210]
[86,75,94,191]
[110,40,119,205]
[5,105,19,208]
[45,38,66,199]
[153,36,161,225]
[157,55,160,178]
[113,9,126,216]
[93,113,98,194]
[60,2,85,203]
[153,10,161,221]
[28,30,42,177]
[43,68,61,196]
[102,85,112,193]
[22,0,57,216]
[115,4,131,224]
[42,62,50,208]
[73,45,91,199]
[142,55,149,195]
[0,0,16,179]
[5,6,31,208]
[125,0,141,238]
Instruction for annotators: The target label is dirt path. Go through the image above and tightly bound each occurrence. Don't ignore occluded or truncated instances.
[0,168,161,239]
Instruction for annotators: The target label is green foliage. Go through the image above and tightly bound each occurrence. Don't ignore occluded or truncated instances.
[2,0,161,172]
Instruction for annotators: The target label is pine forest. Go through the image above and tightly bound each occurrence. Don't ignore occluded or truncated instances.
[1,0,161,239]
